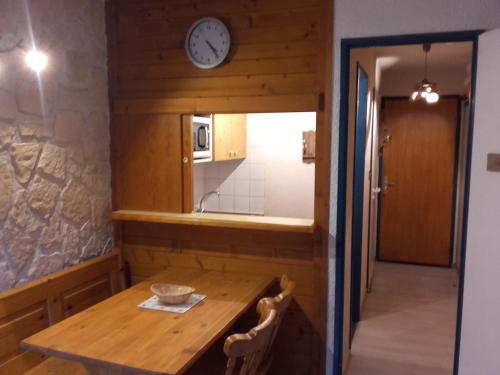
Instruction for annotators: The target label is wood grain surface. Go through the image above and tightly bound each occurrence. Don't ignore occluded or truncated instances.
[110,210,314,234]
[379,98,459,266]
[106,0,323,114]
[0,251,120,375]
[22,269,274,375]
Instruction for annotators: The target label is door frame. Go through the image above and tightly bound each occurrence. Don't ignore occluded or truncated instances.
[334,30,482,375]
[350,63,370,341]
[375,95,463,267]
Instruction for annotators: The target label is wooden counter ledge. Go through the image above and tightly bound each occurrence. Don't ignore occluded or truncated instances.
[110,210,314,234]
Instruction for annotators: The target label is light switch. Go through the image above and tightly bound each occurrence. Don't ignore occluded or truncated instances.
[487,153,500,172]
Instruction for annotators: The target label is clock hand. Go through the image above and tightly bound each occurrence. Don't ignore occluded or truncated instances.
[205,40,220,59]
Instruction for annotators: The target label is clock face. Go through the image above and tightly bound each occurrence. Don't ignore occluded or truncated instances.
[185,17,231,69]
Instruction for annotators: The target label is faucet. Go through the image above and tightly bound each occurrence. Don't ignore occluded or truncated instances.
[198,191,219,213]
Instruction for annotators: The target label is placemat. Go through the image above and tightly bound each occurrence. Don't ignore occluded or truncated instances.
[138,294,207,314]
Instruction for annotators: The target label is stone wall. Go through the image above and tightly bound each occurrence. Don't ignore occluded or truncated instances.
[0,0,113,291]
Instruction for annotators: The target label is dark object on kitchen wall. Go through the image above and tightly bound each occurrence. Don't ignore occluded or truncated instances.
[303,131,316,163]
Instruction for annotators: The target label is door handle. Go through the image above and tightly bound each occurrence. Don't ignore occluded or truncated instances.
[382,176,395,192]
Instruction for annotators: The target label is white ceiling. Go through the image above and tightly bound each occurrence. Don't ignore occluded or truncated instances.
[375,42,473,72]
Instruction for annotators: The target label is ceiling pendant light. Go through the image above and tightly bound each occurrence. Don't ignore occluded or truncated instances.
[410,43,440,104]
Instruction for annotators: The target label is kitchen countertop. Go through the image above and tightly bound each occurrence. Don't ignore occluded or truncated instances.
[110,210,314,234]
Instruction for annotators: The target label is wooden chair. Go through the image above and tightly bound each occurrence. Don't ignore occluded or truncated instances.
[257,274,296,373]
[186,275,295,375]
[223,299,277,375]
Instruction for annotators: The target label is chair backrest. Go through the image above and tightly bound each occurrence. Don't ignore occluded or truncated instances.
[258,274,296,372]
[223,300,277,375]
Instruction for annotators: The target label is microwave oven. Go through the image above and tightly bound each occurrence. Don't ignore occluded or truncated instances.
[193,115,212,162]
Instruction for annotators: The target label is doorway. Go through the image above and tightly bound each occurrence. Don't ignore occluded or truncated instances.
[334,31,481,375]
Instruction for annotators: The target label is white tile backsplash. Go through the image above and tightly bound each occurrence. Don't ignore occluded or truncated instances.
[250,197,265,214]
[206,178,219,192]
[203,193,220,211]
[205,162,219,178]
[250,180,265,197]
[234,196,250,212]
[220,195,235,211]
[234,179,250,196]
[232,163,250,180]
[219,179,235,195]
[250,163,266,180]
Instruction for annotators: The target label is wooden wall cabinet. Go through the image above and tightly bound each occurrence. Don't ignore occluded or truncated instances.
[213,114,247,161]
[111,114,194,213]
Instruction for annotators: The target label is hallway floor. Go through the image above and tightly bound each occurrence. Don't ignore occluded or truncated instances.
[347,262,458,375]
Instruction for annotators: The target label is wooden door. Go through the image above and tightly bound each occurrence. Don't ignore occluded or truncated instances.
[213,114,247,161]
[379,98,459,266]
[112,114,193,212]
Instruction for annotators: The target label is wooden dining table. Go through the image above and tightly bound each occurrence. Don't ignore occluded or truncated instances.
[22,268,275,375]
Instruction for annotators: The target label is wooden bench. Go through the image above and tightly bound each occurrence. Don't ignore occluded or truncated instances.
[0,250,121,375]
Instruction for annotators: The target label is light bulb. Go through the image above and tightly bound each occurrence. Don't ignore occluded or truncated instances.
[410,91,419,101]
[25,49,48,73]
[426,92,439,103]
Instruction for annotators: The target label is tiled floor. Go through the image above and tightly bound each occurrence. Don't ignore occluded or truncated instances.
[347,262,458,375]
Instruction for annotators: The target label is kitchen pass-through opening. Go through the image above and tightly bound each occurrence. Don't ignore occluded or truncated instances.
[192,112,316,220]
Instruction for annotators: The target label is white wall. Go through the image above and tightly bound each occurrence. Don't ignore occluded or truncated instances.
[459,28,500,375]
[329,1,500,373]
[380,66,469,97]
[194,112,316,219]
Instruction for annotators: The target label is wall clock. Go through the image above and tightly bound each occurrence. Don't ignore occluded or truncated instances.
[185,17,231,69]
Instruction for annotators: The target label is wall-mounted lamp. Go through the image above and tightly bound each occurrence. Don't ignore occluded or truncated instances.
[25,49,48,73]
[410,43,439,104]
[0,32,49,73]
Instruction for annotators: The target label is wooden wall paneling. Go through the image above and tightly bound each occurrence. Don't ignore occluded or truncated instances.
[312,0,334,373]
[0,351,47,375]
[122,222,314,252]
[109,0,322,114]
[61,276,113,318]
[0,302,49,366]
[117,74,317,99]
[119,42,318,65]
[181,115,194,213]
[119,57,317,80]
[114,95,318,115]
[0,252,121,374]
[117,7,320,37]
[106,0,333,372]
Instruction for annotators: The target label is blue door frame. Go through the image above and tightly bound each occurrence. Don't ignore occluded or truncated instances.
[334,30,482,375]
[350,64,369,339]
